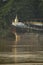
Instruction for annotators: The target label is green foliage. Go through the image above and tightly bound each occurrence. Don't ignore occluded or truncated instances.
[0,0,14,28]
[0,0,43,29]
[0,0,14,16]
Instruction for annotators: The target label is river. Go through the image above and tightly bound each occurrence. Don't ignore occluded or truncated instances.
[0,32,43,64]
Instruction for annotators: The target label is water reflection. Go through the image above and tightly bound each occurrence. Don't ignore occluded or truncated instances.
[12,32,20,62]
[0,32,43,53]
[0,32,43,63]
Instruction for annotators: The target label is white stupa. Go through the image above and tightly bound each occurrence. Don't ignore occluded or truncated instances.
[12,15,27,28]
[12,15,18,26]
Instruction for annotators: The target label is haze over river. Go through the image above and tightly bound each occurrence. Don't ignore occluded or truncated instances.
[0,32,43,64]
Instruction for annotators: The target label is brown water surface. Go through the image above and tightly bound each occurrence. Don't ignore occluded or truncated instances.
[0,32,43,63]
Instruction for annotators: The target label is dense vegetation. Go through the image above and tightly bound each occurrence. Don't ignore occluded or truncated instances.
[0,0,43,29]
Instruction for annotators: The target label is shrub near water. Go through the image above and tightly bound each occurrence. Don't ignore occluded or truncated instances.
[0,29,15,39]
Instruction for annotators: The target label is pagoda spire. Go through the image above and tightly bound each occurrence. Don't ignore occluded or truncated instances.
[15,15,18,23]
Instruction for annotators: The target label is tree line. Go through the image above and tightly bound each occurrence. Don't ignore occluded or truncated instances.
[0,0,43,28]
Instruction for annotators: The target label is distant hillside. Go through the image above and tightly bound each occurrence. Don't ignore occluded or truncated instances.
[0,0,43,29]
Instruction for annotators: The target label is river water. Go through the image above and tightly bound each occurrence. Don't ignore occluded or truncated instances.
[0,32,43,63]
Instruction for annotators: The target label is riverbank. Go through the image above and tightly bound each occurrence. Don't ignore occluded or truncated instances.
[0,29,15,40]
